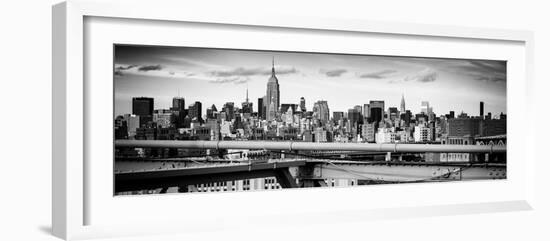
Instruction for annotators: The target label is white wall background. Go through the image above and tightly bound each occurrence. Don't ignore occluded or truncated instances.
[0,0,548,240]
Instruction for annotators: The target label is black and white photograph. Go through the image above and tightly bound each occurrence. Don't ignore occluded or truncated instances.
[113,45,507,195]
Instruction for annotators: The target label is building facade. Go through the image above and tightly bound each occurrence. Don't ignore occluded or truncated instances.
[265,59,280,121]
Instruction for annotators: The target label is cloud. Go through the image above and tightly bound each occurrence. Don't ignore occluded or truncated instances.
[209,66,298,77]
[138,64,163,72]
[405,68,438,83]
[359,69,397,79]
[115,64,138,70]
[467,60,506,73]
[321,68,347,77]
[114,63,200,79]
[114,64,138,76]
[458,60,506,84]
[475,76,506,83]
[209,76,250,84]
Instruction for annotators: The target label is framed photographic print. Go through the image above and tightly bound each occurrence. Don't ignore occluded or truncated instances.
[53,0,535,240]
[113,44,508,195]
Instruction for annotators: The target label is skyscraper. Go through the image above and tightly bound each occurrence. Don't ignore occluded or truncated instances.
[266,58,280,121]
[353,105,363,116]
[258,97,265,120]
[132,97,154,116]
[300,97,306,112]
[206,104,217,120]
[313,100,330,124]
[400,94,406,113]
[188,101,203,123]
[171,97,185,112]
[242,87,253,115]
[348,108,362,126]
[421,101,430,115]
[480,101,484,119]
[388,107,399,120]
[369,100,384,124]
[223,102,235,121]
[421,101,434,122]
[363,104,370,119]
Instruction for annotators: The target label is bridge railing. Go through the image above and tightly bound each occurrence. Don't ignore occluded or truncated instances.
[115,140,505,153]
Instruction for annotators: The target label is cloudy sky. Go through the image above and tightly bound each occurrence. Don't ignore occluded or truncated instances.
[114,45,506,118]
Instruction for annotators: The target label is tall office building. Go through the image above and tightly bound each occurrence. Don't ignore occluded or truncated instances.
[171,97,185,112]
[388,107,399,120]
[363,104,370,119]
[313,100,330,124]
[421,101,434,122]
[258,97,265,120]
[132,97,154,116]
[188,101,203,123]
[480,101,484,119]
[353,105,363,116]
[206,104,217,120]
[421,101,430,115]
[369,100,384,124]
[348,108,362,126]
[300,97,306,112]
[223,102,235,121]
[401,110,412,126]
[265,58,280,121]
[267,101,277,122]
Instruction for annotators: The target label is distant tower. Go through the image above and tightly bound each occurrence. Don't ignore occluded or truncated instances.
[241,86,253,115]
[300,97,306,112]
[480,101,484,119]
[266,57,280,121]
[421,101,430,115]
[400,94,406,113]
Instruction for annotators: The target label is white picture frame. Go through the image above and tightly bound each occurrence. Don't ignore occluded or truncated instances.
[52,0,535,240]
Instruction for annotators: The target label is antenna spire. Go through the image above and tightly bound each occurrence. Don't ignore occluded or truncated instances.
[271,56,275,75]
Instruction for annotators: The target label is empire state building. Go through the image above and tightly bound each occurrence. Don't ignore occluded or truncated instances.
[266,58,280,121]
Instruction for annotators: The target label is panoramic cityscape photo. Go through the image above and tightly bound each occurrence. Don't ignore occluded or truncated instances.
[113,45,507,195]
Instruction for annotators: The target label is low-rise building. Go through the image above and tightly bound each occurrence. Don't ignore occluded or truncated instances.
[414,125,432,142]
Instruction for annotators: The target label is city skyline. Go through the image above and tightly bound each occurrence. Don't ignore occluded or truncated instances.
[114,45,506,118]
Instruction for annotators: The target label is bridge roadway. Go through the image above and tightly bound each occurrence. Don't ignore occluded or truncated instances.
[114,158,506,193]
